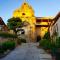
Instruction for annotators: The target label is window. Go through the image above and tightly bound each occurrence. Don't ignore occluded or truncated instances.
[21,30,25,34]
[56,24,58,32]
[22,13,25,15]
[17,29,25,35]
[0,25,2,30]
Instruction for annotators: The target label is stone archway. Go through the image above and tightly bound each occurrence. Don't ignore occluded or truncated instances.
[22,21,36,43]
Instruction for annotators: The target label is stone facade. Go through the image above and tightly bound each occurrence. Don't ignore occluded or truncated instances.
[0,17,8,42]
[0,17,8,32]
[13,2,36,42]
[49,12,60,40]
[13,2,53,42]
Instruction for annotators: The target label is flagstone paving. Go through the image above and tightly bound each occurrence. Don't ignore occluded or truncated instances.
[0,43,52,60]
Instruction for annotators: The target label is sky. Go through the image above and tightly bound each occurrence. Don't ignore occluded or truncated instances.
[0,0,60,24]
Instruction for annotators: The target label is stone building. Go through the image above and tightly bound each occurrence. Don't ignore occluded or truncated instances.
[13,2,53,42]
[0,17,8,32]
[49,12,60,40]
[0,17,8,43]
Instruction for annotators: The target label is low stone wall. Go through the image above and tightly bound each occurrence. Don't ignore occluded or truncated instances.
[0,37,17,43]
[0,37,8,43]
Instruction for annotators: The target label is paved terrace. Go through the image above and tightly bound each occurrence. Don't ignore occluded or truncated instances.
[0,43,52,60]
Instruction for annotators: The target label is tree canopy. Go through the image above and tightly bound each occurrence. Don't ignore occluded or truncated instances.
[7,17,22,33]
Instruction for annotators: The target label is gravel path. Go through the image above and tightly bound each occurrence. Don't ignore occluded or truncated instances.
[0,43,52,60]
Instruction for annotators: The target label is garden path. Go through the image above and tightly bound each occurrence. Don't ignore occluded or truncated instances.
[0,43,52,60]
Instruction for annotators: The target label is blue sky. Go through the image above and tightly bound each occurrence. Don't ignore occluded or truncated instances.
[0,0,60,24]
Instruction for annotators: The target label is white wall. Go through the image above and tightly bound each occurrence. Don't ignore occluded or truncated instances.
[50,17,60,37]
[55,17,60,37]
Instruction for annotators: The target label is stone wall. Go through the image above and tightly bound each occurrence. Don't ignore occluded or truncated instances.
[0,37,8,43]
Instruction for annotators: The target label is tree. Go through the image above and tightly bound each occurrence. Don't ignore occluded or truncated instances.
[7,17,22,34]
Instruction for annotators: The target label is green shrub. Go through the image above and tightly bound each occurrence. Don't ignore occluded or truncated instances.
[1,41,16,51]
[43,32,50,40]
[17,39,21,45]
[0,32,17,38]
[50,37,60,56]
[39,39,52,49]
[0,49,4,54]
[3,41,16,50]
[56,37,60,48]
[0,44,4,54]
[9,41,16,50]
[0,41,16,54]
[20,38,26,43]
[17,38,26,45]
[50,42,57,56]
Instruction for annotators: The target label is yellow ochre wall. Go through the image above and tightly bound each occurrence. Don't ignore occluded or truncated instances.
[13,2,36,42]
[13,2,52,42]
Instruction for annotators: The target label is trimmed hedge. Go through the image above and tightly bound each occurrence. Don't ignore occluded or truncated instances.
[0,41,16,54]
[56,37,60,48]
[39,39,57,56]
[0,32,17,38]
[39,39,52,49]
[0,44,4,54]
[20,38,26,43]
[3,41,16,50]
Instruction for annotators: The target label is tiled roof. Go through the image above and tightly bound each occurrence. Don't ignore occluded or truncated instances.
[36,17,53,22]
[52,12,60,25]
[0,17,5,25]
